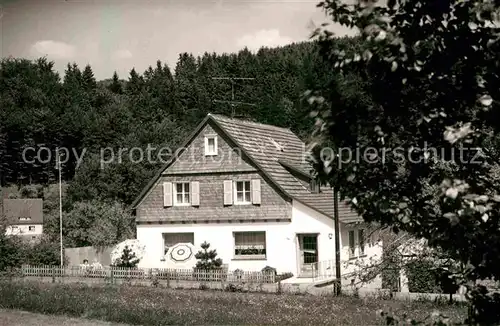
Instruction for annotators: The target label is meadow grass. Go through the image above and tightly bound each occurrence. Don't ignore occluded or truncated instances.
[0,281,467,325]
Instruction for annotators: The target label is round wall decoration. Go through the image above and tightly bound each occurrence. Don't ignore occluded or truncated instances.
[169,243,193,262]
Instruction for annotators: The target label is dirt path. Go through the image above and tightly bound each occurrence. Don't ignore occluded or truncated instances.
[0,309,130,326]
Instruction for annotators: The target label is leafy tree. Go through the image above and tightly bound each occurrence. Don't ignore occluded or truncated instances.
[24,235,65,266]
[0,231,23,271]
[63,200,134,249]
[194,241,222,270]
[309,0,500,324]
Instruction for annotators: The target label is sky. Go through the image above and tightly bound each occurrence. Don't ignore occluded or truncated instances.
[0,0,356,80]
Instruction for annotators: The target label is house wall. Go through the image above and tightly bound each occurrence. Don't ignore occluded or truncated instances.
[137,221,293,273]
[136,200,383,289]
[5,223,43,236]
[292,200,383,289]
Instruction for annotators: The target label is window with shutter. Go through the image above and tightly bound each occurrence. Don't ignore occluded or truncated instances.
[234,181,251,204]
[173,182,190,206]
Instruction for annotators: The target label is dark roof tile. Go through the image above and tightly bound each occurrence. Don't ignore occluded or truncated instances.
[210,114,362,223]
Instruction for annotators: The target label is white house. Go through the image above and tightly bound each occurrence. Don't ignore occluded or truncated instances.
[3,198,44,239]
[131,113,384,287]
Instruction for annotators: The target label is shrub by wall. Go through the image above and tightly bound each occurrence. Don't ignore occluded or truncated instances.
[405,260,441,293]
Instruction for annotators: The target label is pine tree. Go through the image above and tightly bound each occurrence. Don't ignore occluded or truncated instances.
[81,64,97,90]
[108,71,123,94]
[125,68,144,95]
[194,241,222,270]
[113,245,139,268]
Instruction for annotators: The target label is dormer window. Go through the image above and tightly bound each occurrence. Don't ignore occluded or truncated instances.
[204,135,218,156]
[310,179,320,193]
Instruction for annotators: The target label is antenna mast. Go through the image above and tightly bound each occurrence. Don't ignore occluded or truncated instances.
[211,77,256,117]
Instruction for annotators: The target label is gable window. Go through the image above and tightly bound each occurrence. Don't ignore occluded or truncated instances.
[173,182,190,206]
[348,230,355,258]
[163,233,194,255]
[204,135,218,156]
[234,231,266,259]
[234,181,251,204]
[28,226,35,232]
[358,229,365,256]
[19,217,31,221]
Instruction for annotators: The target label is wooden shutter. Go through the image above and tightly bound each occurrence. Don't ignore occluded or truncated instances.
[163,182,172,207]
[213,137,218,155]
[251,179,261,205]
[204,137,209,155]
[191,181,200,206]
[223,180,233,205]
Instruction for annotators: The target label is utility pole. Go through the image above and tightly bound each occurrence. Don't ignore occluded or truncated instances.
[211,77,256,117]
[57,152,63,267]
[333,186,342,295]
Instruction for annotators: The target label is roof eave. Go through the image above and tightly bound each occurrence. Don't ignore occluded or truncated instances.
[292,197,364,224]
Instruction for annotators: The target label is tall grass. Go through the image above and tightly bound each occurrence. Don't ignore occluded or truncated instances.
[0,281,467,325]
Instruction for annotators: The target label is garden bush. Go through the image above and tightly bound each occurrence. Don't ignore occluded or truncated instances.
[405,261,441,294]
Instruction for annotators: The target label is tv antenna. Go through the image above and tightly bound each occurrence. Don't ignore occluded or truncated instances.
[211,77,256,117]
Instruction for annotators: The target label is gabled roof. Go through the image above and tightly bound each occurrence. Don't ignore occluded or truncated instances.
[131,113,361,223]
[2,199,43,225]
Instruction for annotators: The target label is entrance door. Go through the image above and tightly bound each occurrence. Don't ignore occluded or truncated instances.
[297,234,318,277]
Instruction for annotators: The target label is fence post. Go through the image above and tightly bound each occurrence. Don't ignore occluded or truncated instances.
[167,270,170,288]
[110,266,114,284]
[221,268,225,290]
[51,266,55,283]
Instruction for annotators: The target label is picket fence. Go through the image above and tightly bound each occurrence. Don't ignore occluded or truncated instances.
[20,265,277,283]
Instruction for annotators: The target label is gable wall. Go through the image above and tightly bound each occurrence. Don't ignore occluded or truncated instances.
[136,123,291,222]
[5,223,43,236]
[167,123,255,174]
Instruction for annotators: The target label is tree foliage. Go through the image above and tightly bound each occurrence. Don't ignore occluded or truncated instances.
[112,245,139,268]
[63,200,134,249]
[1,40,356,245]
[194,241,223,270]
[0,231,64,270]
[309,0,500,324]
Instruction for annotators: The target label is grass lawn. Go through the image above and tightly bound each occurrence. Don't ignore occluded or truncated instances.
[0,281,467,325]
[0,309,127,326]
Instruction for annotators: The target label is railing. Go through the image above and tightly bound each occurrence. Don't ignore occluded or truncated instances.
[304,260,336,281]
[19,265,278,283]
